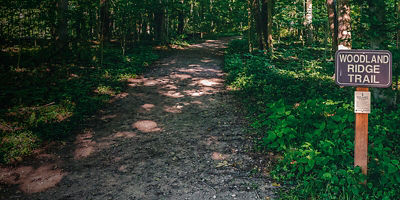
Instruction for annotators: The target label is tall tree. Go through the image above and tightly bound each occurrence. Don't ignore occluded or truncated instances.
[396,1,400,48]
[305,0,313,45]
[247,0,253,52]
[154,0,167,42]
[326,0,338,52]
[178,0,185,35]
[254,0,265,50]
[100,0,111,42]
[261,0,273,51]
[337,0,351,49]
[267,0,273,50]
[261,0,268,49]
[55,0,68,50]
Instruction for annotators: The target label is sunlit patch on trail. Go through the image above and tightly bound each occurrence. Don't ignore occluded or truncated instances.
[127,77,173,87]
[190,78,223,87]
[0,163,66,194]
[211,152,230,160]
[204,136,219,146]
[143,79,158,86]
[132,120,161,133]
[118,165,128,172]
[199,79,220,86]
[109,92,129,103]
[101,114,117,121]
[203,68,222,73]
[113,131,137,138]
[200,58,214,63]
[141,104,155,111]
[170,73,192,80]
[163,102,189,113]
[159,90,184,98]
[162,84,178,90]
[187,40,228,50]
[163,105,182,113]
[161,59,177,66]
[184,90,204,97]
[126,77,144,87]
[73,129,114,160]
[191,100,203,104]
[74,130,96,159]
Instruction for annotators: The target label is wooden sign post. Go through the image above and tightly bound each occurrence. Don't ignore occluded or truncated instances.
[354,87,369,175]
[335,50,392,177]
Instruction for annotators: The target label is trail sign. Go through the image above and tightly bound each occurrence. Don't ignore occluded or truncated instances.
[354,91,370,114]
[335,49,393,179]
[335,50,392,88]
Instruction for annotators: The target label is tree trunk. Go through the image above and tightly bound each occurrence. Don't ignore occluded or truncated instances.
[254,0,265,50]
[397,0,399,104]
[100,0,111,42]
[178,0,185,35]
[55,0,68,50]
[267,0,273,50]
[398,0,400,49]
[327,0,338,52]
[247,0,253,53]
[262,0,268,49]
[141,16,147,40]
[75,4,86,47]
[337,0,351,49]
[305,0,313,45]
[154,0,166,43]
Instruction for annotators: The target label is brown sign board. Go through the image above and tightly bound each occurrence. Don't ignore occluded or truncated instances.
[335,50,392,88]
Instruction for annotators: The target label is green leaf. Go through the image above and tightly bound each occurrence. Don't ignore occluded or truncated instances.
[308,159,315,169]
[331,114,341,122]
[276,106,285,115]
[331,175,339,184]
[322,172,332,180]
[388,163,397,174]
[277,130,283,137]
[305,165,312,172]
[391,160,399,165]
[267,132,277,142]
[319,121,326,130]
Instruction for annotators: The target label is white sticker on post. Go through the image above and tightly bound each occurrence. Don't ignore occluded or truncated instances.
[354,91,371,113]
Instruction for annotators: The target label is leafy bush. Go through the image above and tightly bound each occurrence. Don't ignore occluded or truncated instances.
[0,45,158,164]
[224,39,400,199]
[0,131,38,163]
[226,39,249,54]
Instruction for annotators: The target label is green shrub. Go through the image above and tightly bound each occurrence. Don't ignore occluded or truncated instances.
[224,40,400,199]
[226,39,249,54]
[0,45,159,164]
[0,131,38,163]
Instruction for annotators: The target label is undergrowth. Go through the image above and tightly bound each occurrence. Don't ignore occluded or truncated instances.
[0,44,158,164]
[224,39,400,199]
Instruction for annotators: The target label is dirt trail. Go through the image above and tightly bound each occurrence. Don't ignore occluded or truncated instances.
[1,39,276,199]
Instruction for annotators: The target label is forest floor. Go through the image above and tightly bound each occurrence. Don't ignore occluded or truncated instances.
[0,38,277,199]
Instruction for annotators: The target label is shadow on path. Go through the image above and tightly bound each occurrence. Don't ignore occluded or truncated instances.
[1,38,277,200]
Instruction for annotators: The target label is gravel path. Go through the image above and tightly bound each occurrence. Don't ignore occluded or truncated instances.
[1,38,276,200]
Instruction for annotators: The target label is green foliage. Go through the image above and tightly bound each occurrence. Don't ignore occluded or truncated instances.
[0,131,38,163]
[0,45,158,163]
[227,39,249,54]
[224,39,400,199]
